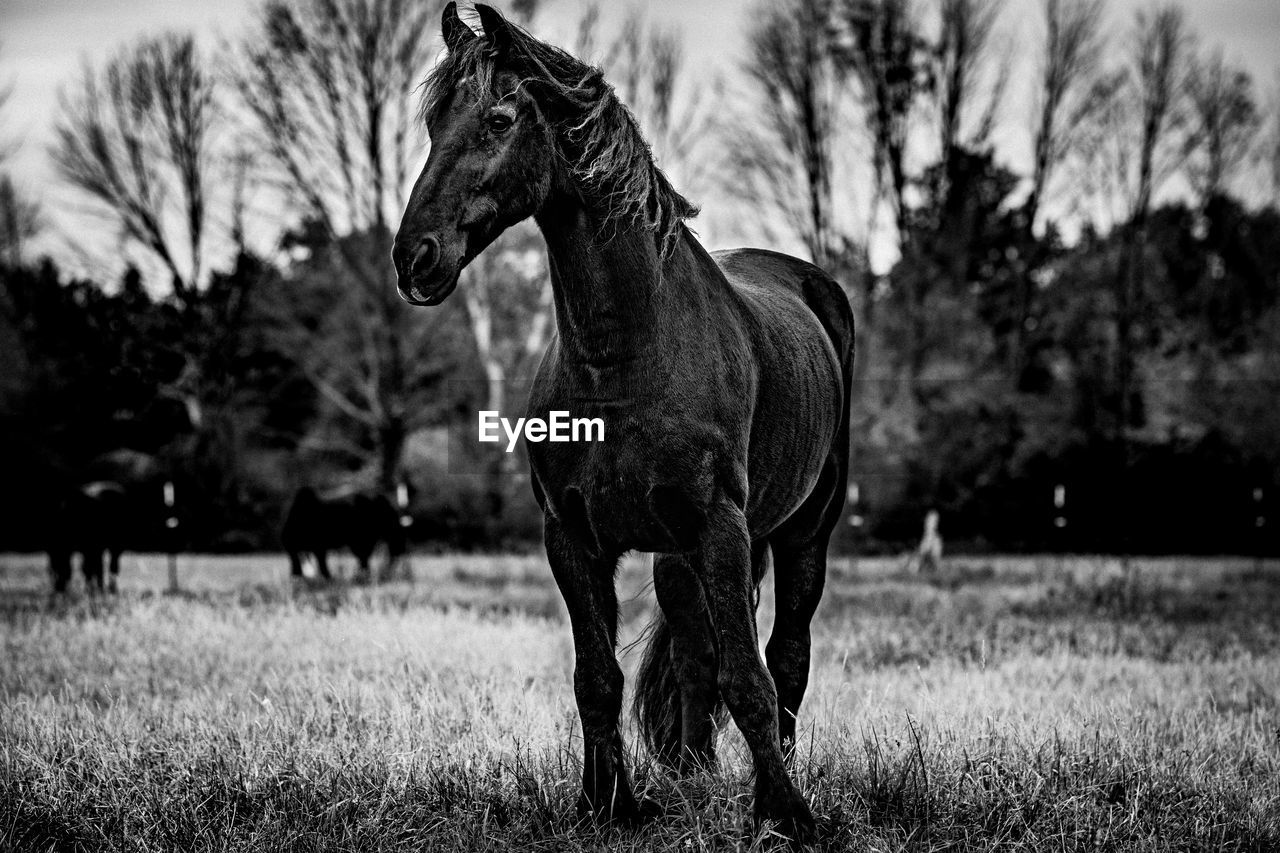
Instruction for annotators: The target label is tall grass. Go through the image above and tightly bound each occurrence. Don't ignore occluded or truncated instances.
[2,554,1278,850]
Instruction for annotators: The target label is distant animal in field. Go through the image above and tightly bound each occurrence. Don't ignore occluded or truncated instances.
[46,450,169,595]
[904,509,943,574]
[48,481,130,594]
[281,488,407,581]
[393,6,854,841]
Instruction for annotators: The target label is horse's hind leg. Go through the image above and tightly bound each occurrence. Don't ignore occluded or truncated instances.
[653,553,720,771]
[766,540,827,759]
[698,498,815,839]
[543,517,640,823]
[353,546,374,580]
[49,549,72,595]
[82,549,105,594]
[107,549,121,594]
[767,455,843,761]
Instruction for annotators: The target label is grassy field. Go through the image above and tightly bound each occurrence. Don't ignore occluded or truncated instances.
[2,551,1278,851]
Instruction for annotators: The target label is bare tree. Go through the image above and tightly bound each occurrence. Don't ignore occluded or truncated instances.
[47,33,246,451]
[1126,5,1192,230]
[923,0,1011,311]
[1269,70,1280,204]
[1070,71,1134,231]
[0,55,41,265]
[1121,4,1190,448]
[596,8,717,203]
[831,0,935,415]
[1073,4,1192,449]
[234,0,444,493]
[933,0,1008,165]
[1026,0,1106,231]
[233,0,435,239]
[0,60,14,163]
[730,0,847,270]
[1073,5,1192,232]
[833,0,931,252]
[0,177,39,266]
[262,231,463,495]
[52,34,217,300]
[1185,48,1259,205]
[997,0,1106,382]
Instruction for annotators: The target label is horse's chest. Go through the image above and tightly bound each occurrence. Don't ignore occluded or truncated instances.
[529,413,721,554]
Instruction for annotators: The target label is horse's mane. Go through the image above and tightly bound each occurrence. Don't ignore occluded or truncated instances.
[419,14,698,258]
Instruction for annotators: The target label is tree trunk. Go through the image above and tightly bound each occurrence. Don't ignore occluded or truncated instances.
[378,420,405,498]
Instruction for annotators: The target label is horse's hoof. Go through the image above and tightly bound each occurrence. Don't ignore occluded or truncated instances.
[576,793,650,829]
[635,796,667,821]
[755,790,818,846]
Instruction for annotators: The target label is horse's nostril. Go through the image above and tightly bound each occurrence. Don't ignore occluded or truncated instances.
[411,237,440,276]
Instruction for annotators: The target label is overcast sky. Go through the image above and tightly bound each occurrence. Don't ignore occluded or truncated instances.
[2,0,1278,273]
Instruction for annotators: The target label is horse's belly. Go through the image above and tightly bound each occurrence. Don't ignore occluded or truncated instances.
[743,349,843,537]
[743,422,836,537]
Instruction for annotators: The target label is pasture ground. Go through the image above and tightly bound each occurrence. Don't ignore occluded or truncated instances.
[2,552,1278,851]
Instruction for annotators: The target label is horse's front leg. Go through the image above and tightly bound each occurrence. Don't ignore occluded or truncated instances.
[107,549,121,594]
[314,550,332,581]
[543,516,640,823]
[49,549,72,595]
[82,549,105,595]
[698,497,816,842]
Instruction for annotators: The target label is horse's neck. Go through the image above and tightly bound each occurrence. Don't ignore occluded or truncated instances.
[536,200,680,368]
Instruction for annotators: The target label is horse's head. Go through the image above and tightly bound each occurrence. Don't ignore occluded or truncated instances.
[394,4,697,307]
[393,4,557,306]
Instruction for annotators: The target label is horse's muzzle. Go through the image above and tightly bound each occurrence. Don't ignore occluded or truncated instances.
[397,269,460,306]
[393,235,456,306]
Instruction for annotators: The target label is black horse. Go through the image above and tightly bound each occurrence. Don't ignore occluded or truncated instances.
[281,488,407,581]
[394,6,853,841]
[48,481,130,594]
[47,451,167,595]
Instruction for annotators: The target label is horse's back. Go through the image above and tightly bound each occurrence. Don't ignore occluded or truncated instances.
[66,482,130,547]
[282,487,327,551]
[282,487,400,554]
[711,248,854,537]
[712,248,854,377]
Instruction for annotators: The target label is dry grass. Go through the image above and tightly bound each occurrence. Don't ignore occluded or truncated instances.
[2,552,1278,851]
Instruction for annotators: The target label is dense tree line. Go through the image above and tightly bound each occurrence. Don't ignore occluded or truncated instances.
[1,0,1279,554]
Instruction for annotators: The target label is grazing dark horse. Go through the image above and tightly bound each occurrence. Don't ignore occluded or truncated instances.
[48,481,130,594]
[47,451,169,595]
[281,488,406,581]
[394,5,853,840]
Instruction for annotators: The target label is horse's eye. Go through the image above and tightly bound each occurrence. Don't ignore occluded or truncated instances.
[486,113,514,134]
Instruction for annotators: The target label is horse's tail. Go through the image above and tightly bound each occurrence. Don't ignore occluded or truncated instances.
[798,260,855,446]
[634,611,686,766]
[634,553,770,767]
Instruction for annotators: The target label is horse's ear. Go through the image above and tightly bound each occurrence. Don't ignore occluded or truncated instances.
[474,4,512,54]
[441,2,476,51]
